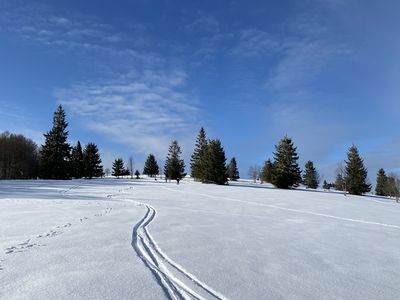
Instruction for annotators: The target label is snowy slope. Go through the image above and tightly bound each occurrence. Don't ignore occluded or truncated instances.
[1,179,400,299]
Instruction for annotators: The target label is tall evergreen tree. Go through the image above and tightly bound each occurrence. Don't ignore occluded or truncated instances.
[40,105,71,179]
[83,143,103,179]
[112,158,125,179]
[271,136,301,189]
[71,141,84,179]
[164,140,186,184]
[143,154,159,177]
[190,127,208,181]
[375,168,388,196]
[203,139,228,185]
[344,145,371,195]
[227,157,240,181]
[302,160,319,189]
[260,159,273,183]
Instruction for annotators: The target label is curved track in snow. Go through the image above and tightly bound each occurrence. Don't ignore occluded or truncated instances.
[131,201,228,300]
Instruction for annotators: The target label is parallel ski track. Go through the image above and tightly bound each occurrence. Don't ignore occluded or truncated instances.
[131,201,228,300]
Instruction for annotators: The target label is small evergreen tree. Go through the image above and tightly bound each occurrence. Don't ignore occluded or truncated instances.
[143,154,160,177]
[164,140,186,184]
[227,157,240,181]
[203,139,228,185]
[83,143,103,179]
[40,105,71,179]
[344,145,371,195]
[260,159,273,183]
[271,136,301,189]
[135,169,140,179]
[322,180,330,190]
[71,141,84,179]
[375,168,387,196]
[190,127,208,181]
[302,160,319,189]
[112,158,125,179]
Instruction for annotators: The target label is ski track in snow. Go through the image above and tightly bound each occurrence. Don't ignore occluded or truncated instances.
[163,187,400,230]
[131,200,228,300]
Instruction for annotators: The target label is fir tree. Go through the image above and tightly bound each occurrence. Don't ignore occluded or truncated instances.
[190,127,208,181]
[344,145,371,195]
[227,157,240,181]
[203,139,228,185]
[135,170,140,179]
[71,141,84,179]
[143,154,159,177]
[112,158,125,179]
[322,180,330,190]
[260,159,273,183]
[83,143,103,179]
[271,136,301,189]
[40,105,71,179]
[375,168,387,196]
[302,160,319,189]
[164,140,186,184]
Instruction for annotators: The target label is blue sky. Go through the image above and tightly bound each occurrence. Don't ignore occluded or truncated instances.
[0,0,399,182]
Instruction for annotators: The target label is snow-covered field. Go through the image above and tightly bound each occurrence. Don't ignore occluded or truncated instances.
[1,178,400,299]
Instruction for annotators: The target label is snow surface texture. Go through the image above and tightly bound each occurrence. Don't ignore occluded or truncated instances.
[1,179,400,299]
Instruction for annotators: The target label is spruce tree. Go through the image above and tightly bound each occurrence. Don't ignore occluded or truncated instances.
[135,170,140,179]
[190,127,208,181]
[322,180,330,190]
[375,168,387,196]
[203,139,228,185]
[40,105,71,179]
[227,157,240,181]
[71,141,84,179]
[112,158,125,179]
[143,154,159,177]
[83,143,103,179]
[271,136,301,189]
[260,159,273,183]
[164,140,186,184]
[344,145,371,195]
[302,160,319,189]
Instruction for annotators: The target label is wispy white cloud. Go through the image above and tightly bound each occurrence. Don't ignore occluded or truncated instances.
[56,69,201,158]
[231,28,279,57]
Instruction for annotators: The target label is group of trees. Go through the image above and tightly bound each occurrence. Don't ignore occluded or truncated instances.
[0,132,39,179]
[40,105,104,179]
[190,127,237,185]
[375,168,400,199]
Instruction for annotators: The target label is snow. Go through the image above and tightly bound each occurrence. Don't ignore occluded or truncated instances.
[1,178,400,299]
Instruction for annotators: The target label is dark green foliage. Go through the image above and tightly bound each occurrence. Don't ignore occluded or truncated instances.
[0,131,39,179]
[71,141,84,179]
[40,105,71,179]
[203,139,228,185]
[375,168,387,196]
[302,160,319,189]
[143,154,159,177]
[335,173,345,191]
[227,157,240,181]
[344,145,371,195]
[135,170,140,179]
[190,127,208,181]
[83,143,103,179]
[260,159,273,183]
[164,140,186,183]
[271,136,301,189]
[112,158,125,178]
[322,180,330,189]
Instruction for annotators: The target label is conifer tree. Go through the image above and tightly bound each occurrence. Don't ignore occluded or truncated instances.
[344,145,371,195]
[135,170,140,179]
[83,143,103,179]
[203,139,228,185]
[143,154,159,177]
[375,168,387,196]
[71,141,84,179]
[190,127,208,181]
[260,159,273,183]
[112,158,125,179]
[40,105,71,179]
[271,136,301,189]
[164,140,186,184]
[227,157,240,181]
[302,160,319,189]
[322,180,330,190]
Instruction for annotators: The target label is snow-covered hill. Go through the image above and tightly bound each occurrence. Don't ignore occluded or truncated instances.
[1,179,399,299]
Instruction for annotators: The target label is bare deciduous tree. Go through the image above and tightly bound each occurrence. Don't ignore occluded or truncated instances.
[128,156,134,179]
